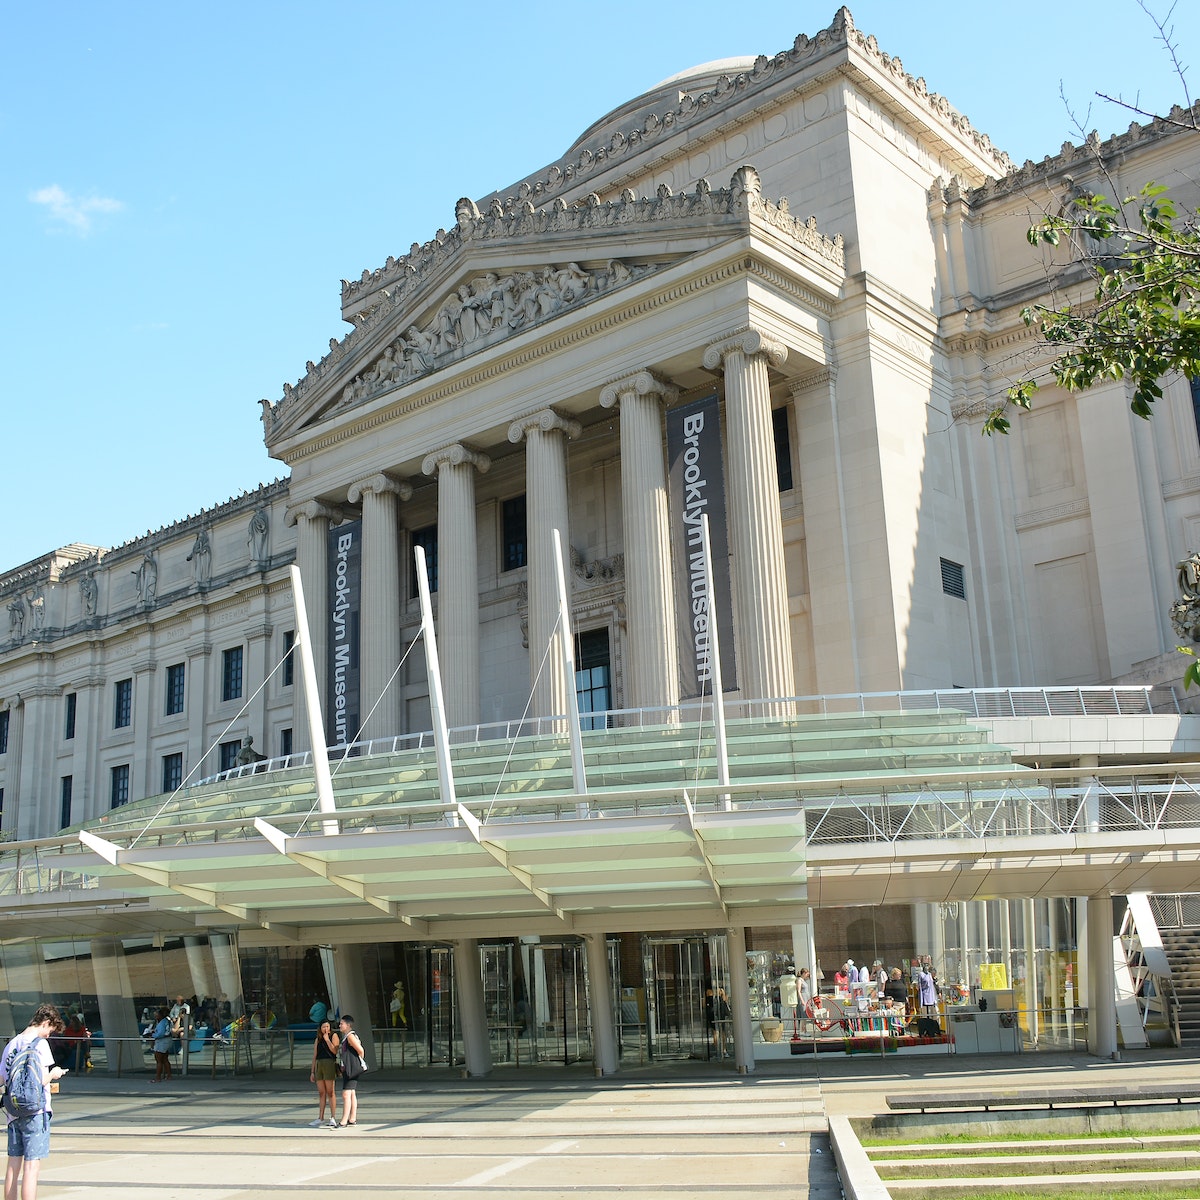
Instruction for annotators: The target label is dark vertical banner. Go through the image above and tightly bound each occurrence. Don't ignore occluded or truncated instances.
[327,520,362,746]
[666,392,737,700]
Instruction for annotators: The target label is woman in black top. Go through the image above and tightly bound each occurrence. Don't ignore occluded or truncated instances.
[308,1019,340,1127]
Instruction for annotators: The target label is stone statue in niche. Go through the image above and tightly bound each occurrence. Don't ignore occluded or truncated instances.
[30,590,45,629]
[248,509,270,566]
[187,528,212,586]
[8,597,25,640]
[134,551,158,606]
[80,573,98,618]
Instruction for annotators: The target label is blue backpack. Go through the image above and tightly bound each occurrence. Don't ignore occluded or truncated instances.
[2,1039,46,1118]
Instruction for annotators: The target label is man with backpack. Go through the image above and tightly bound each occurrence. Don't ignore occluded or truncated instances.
[1,1004,67,1200]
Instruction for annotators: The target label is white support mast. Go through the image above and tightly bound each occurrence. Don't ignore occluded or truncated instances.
[289,565,339,836]
[414,545,458,820]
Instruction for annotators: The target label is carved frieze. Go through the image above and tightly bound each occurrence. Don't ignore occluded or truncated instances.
[329,260,657,417]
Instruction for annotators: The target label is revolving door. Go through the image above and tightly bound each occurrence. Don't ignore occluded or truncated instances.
[638,934,730,1062]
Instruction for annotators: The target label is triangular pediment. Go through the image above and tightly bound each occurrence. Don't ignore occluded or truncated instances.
[262,169,844,446]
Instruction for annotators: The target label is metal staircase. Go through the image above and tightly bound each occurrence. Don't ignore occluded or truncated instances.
[1116,893,1181,1047]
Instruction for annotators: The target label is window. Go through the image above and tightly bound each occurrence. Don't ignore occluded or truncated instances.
[940,557,967,600]
[221,646,243,702]
[165,662,185,716]
[110,764,130,809]
[280,727,293,759]
[0,709,9,755]
[410,525,438,597]
[59,776,73,830]
[502,494,528,571]
[64,693,77,740]
[282,631,295,688]
[114,678,132,728]
[162,752,183,794]
[772,406,794,492]
[0,787,4,831]
[575,628,612,731]
[218,740,240,773]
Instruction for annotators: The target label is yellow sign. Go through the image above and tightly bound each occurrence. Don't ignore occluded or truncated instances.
[979,963,1008,990]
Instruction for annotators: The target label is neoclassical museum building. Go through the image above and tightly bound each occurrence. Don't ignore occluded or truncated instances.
[2,10,1200,1072]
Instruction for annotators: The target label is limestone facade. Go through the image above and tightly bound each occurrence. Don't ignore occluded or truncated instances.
[4,9,1200,836]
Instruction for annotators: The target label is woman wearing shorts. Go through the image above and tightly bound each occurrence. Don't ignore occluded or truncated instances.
[308,1019,340,1127]
[337,1015,365,1127]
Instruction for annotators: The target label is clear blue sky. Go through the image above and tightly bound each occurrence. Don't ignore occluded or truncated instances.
[3,1,1198,570]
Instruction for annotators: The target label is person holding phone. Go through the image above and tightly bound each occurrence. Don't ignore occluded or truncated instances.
[307,1019,340,1128]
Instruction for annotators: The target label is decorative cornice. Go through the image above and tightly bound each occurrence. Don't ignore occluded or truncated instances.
[284,500,344,528]
[598,370,679,410]
[421,443,491,477]
[950,397,994,421]
[186,641,213,659]
[507,409,583,444]
[131,656,157,675]
[1014,498,1090,532]
[475,8,1011,213]
[789,369,835,395]
[1163,474,1200,501]
[571,548,624,585]
[703,326,788,371]
[346,474,413,505]
[960,99,1200,204]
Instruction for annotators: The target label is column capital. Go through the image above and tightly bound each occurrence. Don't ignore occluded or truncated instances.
[421,443,491,477]
[598,370,679,410]
[507,408,582,444]
[347,472,413,505]
[186,640,213,660]
[284,499,344,528]
[702,326,788,372]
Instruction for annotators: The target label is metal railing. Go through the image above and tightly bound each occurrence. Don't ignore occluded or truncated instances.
[192,685,1181,788]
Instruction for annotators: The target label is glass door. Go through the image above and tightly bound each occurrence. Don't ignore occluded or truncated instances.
[520,939,591,1065]
[639,934,728,1062]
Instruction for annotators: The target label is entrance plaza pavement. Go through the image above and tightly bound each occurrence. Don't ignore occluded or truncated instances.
[28,1048,1200,1199]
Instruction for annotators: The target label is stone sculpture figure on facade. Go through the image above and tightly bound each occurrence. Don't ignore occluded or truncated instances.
[134,552,157,606]
[248,509,270,566]
[79,573,98,619]
[187,529,212,586]
[8,597,25,640]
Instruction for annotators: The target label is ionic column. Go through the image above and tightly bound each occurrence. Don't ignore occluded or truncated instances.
[346,474,412,743]
[422,445,490,730]
[508,409,581,721]
[703,329,796,705]
[284,500,342,752]
[599,371,680,714]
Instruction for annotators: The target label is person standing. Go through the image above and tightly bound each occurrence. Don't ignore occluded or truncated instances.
[2,1003,67,1200]
[308,1020,340,1128]
[337,1016,366,1127]
[151,1008,173,1083]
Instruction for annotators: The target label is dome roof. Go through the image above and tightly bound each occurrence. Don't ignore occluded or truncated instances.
[563,56,759,160]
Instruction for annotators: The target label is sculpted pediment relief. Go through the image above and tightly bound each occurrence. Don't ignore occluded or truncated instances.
[262,167,845,443]
[327,258,657,416]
